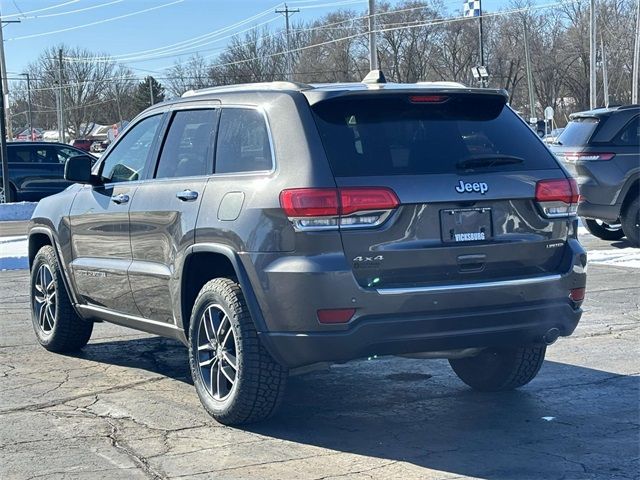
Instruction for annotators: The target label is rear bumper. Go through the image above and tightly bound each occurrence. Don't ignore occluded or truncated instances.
[260,302,582,368]
[578,199,621,223]
[242,239,587,368]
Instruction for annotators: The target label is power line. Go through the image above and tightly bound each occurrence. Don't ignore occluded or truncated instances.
[0,0,80,19]
[63,3,283,62]
[17,0,126,20]
[7,0,185,41]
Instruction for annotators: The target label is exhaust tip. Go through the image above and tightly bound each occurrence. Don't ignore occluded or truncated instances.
[543,327,561,345]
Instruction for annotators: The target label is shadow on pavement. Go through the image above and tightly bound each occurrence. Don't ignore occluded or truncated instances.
[76,336,639,478]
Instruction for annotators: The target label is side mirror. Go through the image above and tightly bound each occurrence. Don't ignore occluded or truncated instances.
[64,155,94,183]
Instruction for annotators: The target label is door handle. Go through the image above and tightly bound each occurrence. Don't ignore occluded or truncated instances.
[111,193,130,204]
[176,190,199,202]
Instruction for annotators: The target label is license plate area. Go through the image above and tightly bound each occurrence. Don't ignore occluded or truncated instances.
[440,208,493,243]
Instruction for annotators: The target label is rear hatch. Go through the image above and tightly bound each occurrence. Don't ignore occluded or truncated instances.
[308,90,576,290]
[550,115,604,177]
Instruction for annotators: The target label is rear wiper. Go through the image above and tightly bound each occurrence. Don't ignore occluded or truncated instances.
[456,154,524,170]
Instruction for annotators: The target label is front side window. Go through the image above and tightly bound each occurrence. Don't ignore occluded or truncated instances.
[215,108,273,174]
[100,114,162,183]
[57,147,85,163]
[155,109,217,179]
[34,148,58,163]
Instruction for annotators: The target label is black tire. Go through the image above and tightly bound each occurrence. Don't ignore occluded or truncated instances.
[30,246,93,352]
[188,278,288,425]
[583,218,625,241]
[621,197,640,247]
[449,346,546,391]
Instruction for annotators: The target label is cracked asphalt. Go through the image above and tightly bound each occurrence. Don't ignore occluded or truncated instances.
[1,235,638,480]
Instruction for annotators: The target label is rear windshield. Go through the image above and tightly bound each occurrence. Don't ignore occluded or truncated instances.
[312,97,558,177]
[556,118,599,146]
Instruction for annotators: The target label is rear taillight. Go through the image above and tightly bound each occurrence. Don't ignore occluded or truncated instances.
[409,95,449,103]
[280,187,399,231]
[569,287,586,302]
[535,178,579,218]
[562,152,615,162]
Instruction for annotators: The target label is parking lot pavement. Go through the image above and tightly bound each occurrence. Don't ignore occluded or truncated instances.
[0,237,638,480]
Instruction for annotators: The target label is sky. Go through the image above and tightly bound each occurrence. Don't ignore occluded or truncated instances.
[1,0,509,80]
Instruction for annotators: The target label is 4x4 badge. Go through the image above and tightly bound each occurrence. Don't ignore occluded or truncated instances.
[455,180,488,194]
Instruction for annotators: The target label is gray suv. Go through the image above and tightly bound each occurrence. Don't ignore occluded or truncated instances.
[551,105,640,245]
[27,77,587,425]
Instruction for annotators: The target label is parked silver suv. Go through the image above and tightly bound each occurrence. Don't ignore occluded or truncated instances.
[28,75,587,425]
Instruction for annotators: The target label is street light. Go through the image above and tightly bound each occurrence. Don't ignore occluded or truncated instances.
[471,66,489,87]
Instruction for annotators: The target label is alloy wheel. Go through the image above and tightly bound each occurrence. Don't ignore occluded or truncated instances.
[33,264,57,334]
[197,304,238,401]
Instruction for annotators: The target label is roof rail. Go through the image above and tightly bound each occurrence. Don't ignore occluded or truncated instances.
[181,81,312,97]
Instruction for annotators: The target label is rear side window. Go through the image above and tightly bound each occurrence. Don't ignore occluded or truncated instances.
[312,97,558,177]
[616,116,639,146]
[556,118,599,147]
[215,108,273,174]
[155,109,218,179]
[8,147,32,163]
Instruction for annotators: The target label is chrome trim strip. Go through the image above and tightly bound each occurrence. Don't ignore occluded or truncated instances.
[376,274,563,295]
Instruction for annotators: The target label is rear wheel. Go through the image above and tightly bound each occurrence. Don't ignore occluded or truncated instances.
[449,346,546,391]
[621,197,640,247]
[583,218,625,241]
[188,278,288,425]
[30,246,93,352]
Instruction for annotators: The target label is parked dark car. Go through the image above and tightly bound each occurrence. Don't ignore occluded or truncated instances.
[72,139,93,152]
[28,76,587,425]
[551,105,639,245]
[0,142,95,202]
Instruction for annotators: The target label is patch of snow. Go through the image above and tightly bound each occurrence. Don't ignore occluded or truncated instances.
[588,248,640,269]
[0,202,37,221]
[0,235,28,270]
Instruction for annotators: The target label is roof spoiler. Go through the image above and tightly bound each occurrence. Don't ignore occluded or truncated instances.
[361,70,387,84]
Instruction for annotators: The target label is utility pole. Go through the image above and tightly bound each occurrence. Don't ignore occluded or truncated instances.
[601,37,609,108]
[275,4,299,82]
[523,18,536,123]
[57,48,65,143]
[478,0,486,87]
[633,0,639,104]
[0,69,9,202]
[0,9,20,140]
[589,0,597,109]
[20,73,33,140]
[368,0,378,71]
[148,76,154,106]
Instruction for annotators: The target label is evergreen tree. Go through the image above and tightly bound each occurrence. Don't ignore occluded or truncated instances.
[132,76,165,113]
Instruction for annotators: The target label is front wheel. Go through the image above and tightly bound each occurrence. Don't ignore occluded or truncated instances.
[582,218,625,241]
[30,246,93,352]
[188,278,288,425]
[449,346,546,391]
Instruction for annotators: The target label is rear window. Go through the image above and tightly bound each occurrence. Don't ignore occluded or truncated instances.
[312,97,558,177]
[556,118,599,147]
